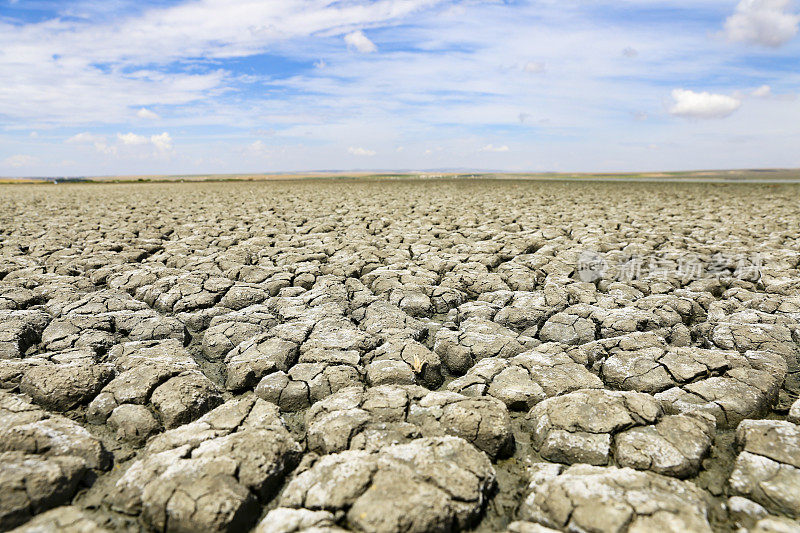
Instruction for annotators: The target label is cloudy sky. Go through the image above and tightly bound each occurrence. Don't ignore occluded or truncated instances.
[1,0,799,176]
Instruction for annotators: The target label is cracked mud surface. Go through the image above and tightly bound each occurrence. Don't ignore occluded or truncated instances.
[1,179,800,533]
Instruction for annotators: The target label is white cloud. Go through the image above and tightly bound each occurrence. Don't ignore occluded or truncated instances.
[29,131,38,138]
[117,132,150,145]
[724,0,800,47]
[248,140,269,152]
[668,89,742,119]
[480,144,510,152]
[2,154,38,168]
[67,131,173,155]
[344,31,378,53]
[348,146,376,156]
[116,132,172,151]
[752,84,772,97]
[94,142,117,155]
[523,61,546,74]
[137,107,160,119]
[66,132,117,155]
[150,132,173,152]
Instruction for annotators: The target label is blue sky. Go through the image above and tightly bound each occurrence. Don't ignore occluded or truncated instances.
[1,0,799,176]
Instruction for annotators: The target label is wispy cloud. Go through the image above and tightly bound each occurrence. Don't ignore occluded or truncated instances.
[752,84,772,97]
[137,108,160,119]
[239,140,271,157]
[348,146,377,156]
[2,155,38,168]
[66,132,106,144]
[0,0,439,126]
[622,47,639,58]
[480,144,510,152]
[523,61,546,73]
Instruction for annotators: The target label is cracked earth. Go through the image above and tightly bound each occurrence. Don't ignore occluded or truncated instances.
[1,179,799,532]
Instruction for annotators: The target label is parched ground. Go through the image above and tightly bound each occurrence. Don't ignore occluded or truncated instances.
[1,179,799,533]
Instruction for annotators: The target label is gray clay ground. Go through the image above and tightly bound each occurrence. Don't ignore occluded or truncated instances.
[1,179,799,533]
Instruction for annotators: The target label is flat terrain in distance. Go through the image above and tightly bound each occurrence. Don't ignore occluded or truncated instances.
[7,167,800,183]
[1,179,799,533]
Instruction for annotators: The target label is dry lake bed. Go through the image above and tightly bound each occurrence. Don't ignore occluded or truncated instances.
[1,179,799,533]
